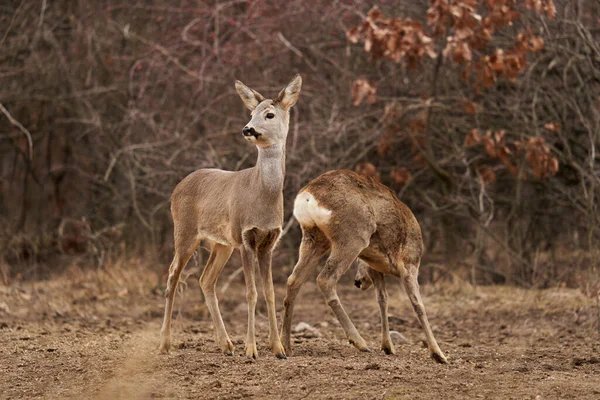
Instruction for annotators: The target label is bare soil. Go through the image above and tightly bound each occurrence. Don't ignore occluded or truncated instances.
[1,264,599,399]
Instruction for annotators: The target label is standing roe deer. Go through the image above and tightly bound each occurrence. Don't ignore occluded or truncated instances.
[280,170,448,364]
[159,74,302,359]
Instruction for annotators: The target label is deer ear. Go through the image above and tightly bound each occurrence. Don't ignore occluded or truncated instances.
[235,80,265,111]
[275,74,302,110]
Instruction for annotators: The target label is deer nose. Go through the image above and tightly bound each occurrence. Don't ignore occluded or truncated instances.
[242,126,255,136]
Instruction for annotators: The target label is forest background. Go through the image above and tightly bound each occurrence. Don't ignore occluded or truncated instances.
[0,0,598,298]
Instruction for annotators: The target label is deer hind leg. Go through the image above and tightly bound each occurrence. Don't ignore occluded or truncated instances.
[403,265,448,364]
[317,242,370,352]
[368,268,394,355]
[281,227,329,355]
[256,229,286,359]
[199,242,234,355]
[159,231,200,354]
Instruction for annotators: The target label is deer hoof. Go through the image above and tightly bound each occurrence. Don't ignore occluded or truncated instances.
[221,339,235,356]
[245,344,258,360]
[349,338,370,352]
[431,352,449,364]
[382,344,396,355]
[158,339,171,354]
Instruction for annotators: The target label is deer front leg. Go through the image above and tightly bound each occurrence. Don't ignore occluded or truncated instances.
[257,246,286,359]
[317,244,370,352]
[368,268,394,355]
[240,245,259,359]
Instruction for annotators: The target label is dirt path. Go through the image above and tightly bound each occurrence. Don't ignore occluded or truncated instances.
[1,270,599,399]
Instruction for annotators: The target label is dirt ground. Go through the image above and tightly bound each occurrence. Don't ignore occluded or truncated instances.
[0,263,599,400]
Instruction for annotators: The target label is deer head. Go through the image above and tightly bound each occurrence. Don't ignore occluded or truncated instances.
[235,74,302,148]
[354,260,373,291]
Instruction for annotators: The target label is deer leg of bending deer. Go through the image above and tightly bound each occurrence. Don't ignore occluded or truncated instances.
[159,235,200,353]
[402,265,449,364]
[281,228,330,355]
[256,231,286,359]
[317,244,370,352]
[240,244,259,359]
[367,268,394,355]
[199,242,234,355]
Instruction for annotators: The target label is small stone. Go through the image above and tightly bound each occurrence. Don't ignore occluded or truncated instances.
[389,331,409,344]
[364,362,380,370]
[292,322,321,339]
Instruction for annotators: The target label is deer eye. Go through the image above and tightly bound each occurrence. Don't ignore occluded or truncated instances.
[266,113,275,119]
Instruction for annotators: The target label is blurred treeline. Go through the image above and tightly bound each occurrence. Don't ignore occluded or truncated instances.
[0,1,598,291]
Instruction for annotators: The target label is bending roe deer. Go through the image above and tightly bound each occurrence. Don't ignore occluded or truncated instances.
[159,74,302,359]
[281,170,448,364]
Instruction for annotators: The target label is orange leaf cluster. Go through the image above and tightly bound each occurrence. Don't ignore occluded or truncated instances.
[351,78,377,106]
[469,27,544,88]
[347,7,436,69]
[391,167,413,188]
[377,128,395,157]
[431,0,522,66]
[543,122,560,132]
[466,129,559,180]
[354,162,381,182]
[525,137,559,178]
[466,129,517,175]
[524,0,556,20]
[428,1,547,88]
[350,2,548,90]
[464,100,477,114]
[475,164,496,186]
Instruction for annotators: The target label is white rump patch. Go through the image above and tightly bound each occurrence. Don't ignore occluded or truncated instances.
[293,191,332,228]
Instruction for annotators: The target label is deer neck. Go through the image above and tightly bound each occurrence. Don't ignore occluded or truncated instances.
[254,142,286,194]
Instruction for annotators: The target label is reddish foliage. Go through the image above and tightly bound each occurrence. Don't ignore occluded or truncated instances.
[347,7,436,69]
[351,78,377,106]
[544,122,560,132]
[354,162,381,182]
[525,0,556,20]
[350,2,547,90]
[465,128,481,147]
[525,137,559,178]
[391,167,413,188]
[377,128,396,157]
[469,129,518,176]
[465,100,477,114]
[466,128,559,180]
[476,164,496,185]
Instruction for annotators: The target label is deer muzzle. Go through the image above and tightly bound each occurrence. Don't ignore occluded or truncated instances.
[242,126,261,139]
